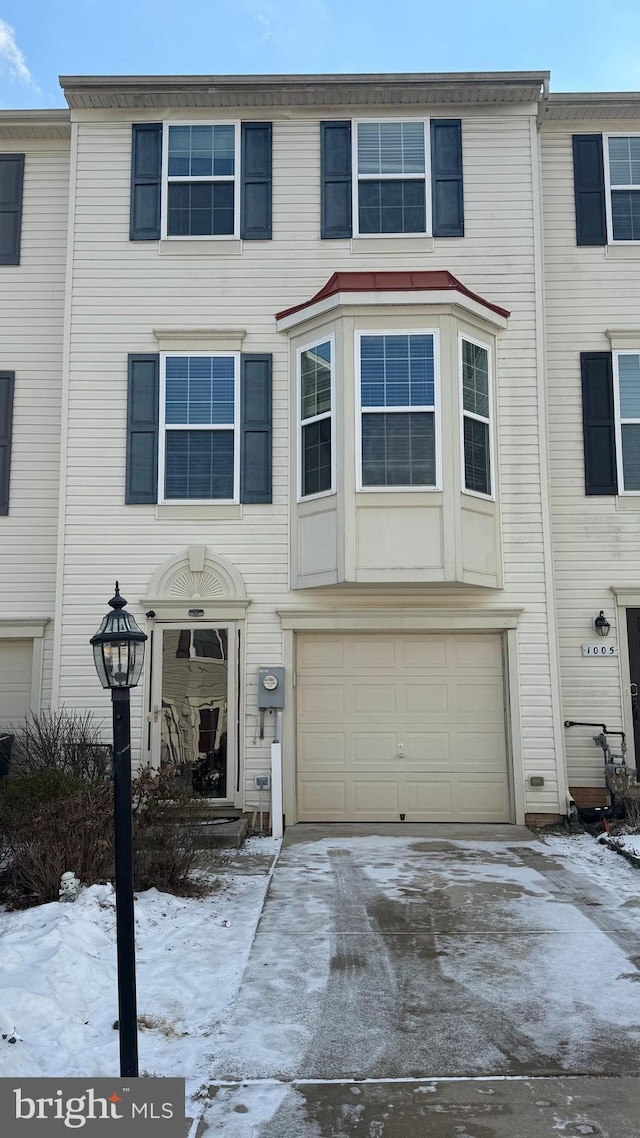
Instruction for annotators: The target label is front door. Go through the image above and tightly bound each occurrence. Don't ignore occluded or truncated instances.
[150,624,236,800]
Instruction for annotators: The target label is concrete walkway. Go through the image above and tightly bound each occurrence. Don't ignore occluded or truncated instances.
[201,825,640,1136]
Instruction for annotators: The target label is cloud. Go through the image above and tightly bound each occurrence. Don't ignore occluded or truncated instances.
[0,17,34,85]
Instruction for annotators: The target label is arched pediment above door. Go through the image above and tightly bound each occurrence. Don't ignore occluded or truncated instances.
[142,546,249,619]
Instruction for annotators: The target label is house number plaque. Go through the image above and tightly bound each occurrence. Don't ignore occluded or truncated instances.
[581,643,618,656]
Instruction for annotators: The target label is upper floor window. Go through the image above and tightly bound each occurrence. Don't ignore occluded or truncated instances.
[357,332,438,489]
[614,351,640,491]
[605,135,640,242]
[354,120,429,236]
[163,123,240,238]
[298,338,333,500]
[159,353,238,502]
[461,336,492,498]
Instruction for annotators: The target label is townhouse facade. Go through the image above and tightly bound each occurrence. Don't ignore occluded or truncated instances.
[1,70,638,825]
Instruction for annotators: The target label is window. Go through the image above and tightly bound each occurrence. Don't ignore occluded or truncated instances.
[299,338,333,499]
[163,123,239,238]
[354,120,429,236]
[614,352,640,491]
[357,332,438,489]
[159,353,238,502]
[461,336,492,497]
[605,135,640,242]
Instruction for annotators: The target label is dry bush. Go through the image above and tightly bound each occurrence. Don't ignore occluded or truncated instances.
[132,765,202,895]
[9,709,110,783]
[0,774,113,905]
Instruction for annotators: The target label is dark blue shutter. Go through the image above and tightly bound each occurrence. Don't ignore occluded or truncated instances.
[431,120,464,237]
[241,123,272,240]
[240,354,272,503]
[321,121,352,239]
[130,124,162,241]
[581,351,617,495]
[0,155,24,265]
[0,371,14,515]
[573,135,607,247]
[126,354,159,503]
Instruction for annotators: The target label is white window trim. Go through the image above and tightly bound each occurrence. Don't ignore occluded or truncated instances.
[604,132,640,245]
[297,333,336,503]
[613,349,640,494]
[158,350,240,505]
[351,118,432,239]
[459,332,494,501]
[355,328,441,493]
[161,121,241,241]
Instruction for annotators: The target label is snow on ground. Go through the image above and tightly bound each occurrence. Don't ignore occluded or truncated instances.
[0,837,280,1124]
[610,832,640,859]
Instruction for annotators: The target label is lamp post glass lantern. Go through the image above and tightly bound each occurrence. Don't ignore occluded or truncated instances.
[90,582,147,1079]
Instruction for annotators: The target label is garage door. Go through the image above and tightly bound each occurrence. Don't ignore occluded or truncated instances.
[0,639,33,729]
[296,632,510,823]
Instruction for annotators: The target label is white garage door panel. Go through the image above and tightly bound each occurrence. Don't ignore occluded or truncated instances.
[0,639,33,728]
[296,632,509,823]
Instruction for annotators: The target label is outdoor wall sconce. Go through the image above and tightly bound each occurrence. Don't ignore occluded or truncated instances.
[594,610,611,637]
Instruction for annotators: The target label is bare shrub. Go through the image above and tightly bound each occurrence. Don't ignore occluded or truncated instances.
[132,765,201,895]
[9,709,110,783]
[0,774,113,905]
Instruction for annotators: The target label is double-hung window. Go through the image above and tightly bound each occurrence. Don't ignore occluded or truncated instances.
[163,123,239,238]
[358,332,438,488]
[461,336,492,497]
[614,352,640,491]
[605,135,640,242]
[160,353,239,502]
[354,120,429,236]
[298,338,333,499]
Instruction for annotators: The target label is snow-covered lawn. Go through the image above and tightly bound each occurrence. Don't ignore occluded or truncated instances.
[0,837,279,1124]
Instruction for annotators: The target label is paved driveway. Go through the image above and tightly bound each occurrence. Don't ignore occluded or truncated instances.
[202,825,640,1136]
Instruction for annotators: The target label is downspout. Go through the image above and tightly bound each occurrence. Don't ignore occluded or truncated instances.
[531,80,571,816]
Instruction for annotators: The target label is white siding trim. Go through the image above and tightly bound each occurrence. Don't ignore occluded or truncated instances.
[51,121,79,709]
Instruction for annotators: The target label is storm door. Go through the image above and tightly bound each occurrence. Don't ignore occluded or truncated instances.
[151,624,235,799]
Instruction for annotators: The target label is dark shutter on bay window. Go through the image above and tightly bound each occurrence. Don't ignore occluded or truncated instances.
[240,353,272,503]
[0,371,15,515]
[126,354,159,503]
[321,121,352,239]
[0,154,24,265]
[573,134,607,247]
[241,122,272,240]
[430,119,464,237]
[130,124,162,241]
[581,351,617,495]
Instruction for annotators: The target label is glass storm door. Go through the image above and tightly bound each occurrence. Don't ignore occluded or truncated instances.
[150,624,235,800]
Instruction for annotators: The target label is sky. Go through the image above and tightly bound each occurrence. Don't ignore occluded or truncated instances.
[1,0,640,109]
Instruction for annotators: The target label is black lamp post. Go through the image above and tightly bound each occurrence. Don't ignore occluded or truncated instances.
[90,582,147,1078]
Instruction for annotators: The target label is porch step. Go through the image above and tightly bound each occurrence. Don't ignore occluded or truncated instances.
[194,814,249,849]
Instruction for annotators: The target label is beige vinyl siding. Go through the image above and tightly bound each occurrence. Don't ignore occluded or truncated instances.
[0,136,69,708]
[542,118,640,783]
[55,105,561,814]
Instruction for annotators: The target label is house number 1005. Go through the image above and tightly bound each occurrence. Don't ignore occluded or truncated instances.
[581,644,618,656]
